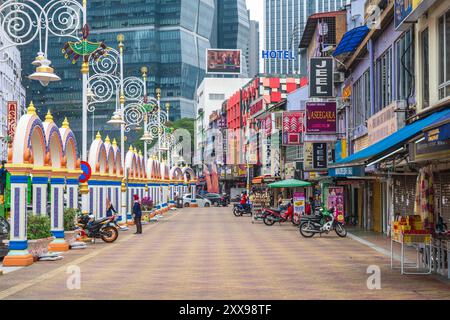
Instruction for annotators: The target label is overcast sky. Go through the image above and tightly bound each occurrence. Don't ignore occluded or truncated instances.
[246,0,264,72]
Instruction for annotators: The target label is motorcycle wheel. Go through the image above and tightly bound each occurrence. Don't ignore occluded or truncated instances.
[0,216,10,235]
[263,217,275,226]
[335,223,347,238]
[299,222,315,238]
[101,226,119,243]
[233,208,242,217]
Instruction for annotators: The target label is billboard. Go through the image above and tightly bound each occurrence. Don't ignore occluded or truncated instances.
[206,49,241,75]
[306,102,337,133]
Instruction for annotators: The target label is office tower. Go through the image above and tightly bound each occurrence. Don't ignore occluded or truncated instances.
[216,0,251,77]
[264,0,349,75]
[248,19,260,77]
[20,0,217,144]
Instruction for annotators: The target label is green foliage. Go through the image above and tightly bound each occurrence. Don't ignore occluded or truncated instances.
[134,118,195,159]
[27,214,52,240]
[64,208,80,231]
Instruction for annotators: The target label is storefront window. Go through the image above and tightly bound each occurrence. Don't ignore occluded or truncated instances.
[375,47,393,112]
[438,9,450,100]
[421,28,430,108]
[395,28,414,103]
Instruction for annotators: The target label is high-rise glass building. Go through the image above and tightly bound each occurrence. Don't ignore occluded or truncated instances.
[264,0,349,75]
[21,0,252,145]
[216,0,250,77]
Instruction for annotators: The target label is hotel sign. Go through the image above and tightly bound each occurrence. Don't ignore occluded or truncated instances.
[309,57,334,98]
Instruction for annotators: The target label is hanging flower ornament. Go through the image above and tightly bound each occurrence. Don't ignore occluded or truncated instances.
[62,24,108,64]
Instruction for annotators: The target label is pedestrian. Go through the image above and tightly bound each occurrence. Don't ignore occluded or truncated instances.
[309,196,316,215]
[106,198,117,217]
[278,193,283,208]
[132,194,142,234]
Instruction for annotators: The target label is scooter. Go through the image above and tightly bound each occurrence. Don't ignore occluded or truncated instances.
[299,208,347,238]
[233,203,253,216]
[76,214,119,243]
[262,205,300,226]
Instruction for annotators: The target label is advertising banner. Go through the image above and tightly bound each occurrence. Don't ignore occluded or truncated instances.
[293,192,306,224]
[282,111,305,146]
[306,102,336,133]
[328,187,344,223]
[309,57,334,97]
[367,102,399,145]
[7,101,18,144]
[206,49,241,74]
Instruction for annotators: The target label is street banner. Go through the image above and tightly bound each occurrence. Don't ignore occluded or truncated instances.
[7,101,18,144]
[217,112,227,129]
[293,192,306,224]
[306,102,337,133]
[282,111,305,146]
[309,57,334,97]
[206,49,241,75]
[313,143,327,169]
[328,187,345,223]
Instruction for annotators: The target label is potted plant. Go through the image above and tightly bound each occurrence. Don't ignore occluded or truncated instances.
[141,197,153,221]
[26,214,53,261]
[64,208,80,245]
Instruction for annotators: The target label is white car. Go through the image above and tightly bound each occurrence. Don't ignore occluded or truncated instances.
[182,194,212,207]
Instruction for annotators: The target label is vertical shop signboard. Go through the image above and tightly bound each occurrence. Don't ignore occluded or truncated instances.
[328,187,344,223]
[309,57,334,98]
[293,192,306,224]
[313,143,328,169]
[7,101,18,144]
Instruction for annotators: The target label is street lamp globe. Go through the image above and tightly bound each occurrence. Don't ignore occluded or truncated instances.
[140,131,153,142]
[28,58,61,86]
[107,110,126,126]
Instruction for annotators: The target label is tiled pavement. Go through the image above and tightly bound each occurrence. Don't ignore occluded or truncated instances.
[0,207,449,300]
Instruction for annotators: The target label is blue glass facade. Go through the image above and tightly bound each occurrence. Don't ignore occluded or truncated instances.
[20,0,217,144]
[264,0,347,75]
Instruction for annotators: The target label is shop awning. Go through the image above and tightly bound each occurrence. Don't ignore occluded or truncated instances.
[333,108,450,166]
[268,179,312,188]
[333,25,370,57]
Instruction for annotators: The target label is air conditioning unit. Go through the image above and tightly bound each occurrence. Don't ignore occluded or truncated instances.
[333,72,345,83]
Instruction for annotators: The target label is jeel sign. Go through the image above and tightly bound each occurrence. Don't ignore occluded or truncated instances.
[309,57,334,97]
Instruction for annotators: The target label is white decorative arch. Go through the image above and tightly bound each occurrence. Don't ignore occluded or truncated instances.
[170,166,183,181]
[88,133,107,174]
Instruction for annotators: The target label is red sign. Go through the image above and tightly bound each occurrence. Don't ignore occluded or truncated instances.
[79,161,92,183]
[250,99,263,116]
[7,101,18,144]
[282,111,305,145]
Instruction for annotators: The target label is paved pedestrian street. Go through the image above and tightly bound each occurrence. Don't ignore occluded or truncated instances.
[0,207,449,300]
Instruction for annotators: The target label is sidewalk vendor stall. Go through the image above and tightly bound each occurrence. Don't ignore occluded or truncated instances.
[267,179,312,224]
[251,175,279,212]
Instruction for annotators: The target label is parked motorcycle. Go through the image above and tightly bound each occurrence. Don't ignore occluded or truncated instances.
[76,214,119,243]
[233,203,253,216]
[0,216,9,235]
[299,207,347,238]
[218,194,229,207]
[263,206,300,226]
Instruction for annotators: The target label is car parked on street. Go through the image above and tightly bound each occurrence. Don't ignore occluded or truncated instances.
[203,193,221,206]
[182,194,212,207]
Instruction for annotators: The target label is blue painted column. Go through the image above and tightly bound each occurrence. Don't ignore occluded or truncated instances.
[48,176,69,252]
[169,183,175,205]
[3,173,33,266]
[191,183,197,206]
[66,178,79,209]
[32,176,48,215]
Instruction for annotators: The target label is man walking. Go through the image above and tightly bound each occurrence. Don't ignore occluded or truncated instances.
[132,194,142,234]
